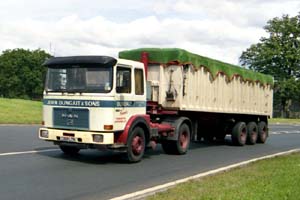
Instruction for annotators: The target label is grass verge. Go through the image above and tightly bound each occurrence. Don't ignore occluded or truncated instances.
[148,153,300,200]
[269,118,300,124]
[0,98,42,124]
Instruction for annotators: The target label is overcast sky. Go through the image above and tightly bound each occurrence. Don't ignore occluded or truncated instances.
[0,0,299,64]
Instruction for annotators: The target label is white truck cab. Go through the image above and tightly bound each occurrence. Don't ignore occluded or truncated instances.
[39,56,148,161]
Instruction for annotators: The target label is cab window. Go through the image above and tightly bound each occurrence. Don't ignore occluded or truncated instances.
[116,67,131,93]
[135,69,144,95]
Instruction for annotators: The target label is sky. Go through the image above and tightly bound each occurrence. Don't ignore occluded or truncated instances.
[0,0,299,64]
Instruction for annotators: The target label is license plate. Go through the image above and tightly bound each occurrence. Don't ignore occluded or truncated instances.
[60,136,76,142]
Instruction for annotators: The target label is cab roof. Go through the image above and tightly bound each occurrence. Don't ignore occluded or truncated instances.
[43,56,117,67]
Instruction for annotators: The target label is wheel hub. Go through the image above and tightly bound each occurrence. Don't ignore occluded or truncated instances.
[240,128,247,142]
[180,132,188,149]
[132,136,143,155]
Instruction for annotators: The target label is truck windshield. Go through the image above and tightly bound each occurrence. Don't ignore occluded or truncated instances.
[45,67,113,93]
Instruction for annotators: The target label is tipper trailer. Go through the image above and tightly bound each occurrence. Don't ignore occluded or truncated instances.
[39,48,273,162]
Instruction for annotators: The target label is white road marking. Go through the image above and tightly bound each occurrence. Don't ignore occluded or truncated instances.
[109,149,300,200]
[0,149,59,157]
[270,130,300,135]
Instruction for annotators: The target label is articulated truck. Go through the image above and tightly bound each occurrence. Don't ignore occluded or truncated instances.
[39,48,273,162]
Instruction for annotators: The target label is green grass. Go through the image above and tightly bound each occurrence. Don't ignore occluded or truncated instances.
[269,118,300,124]
[0,98,42,124]
[148,153,300,200]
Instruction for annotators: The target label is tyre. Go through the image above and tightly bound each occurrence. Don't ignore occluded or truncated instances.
[231,122,247,146]
[125,127,146,163]
[176,123,191,154]
[162,123,190,155]
[246,122,258,145]
[59,145,80,155]
[257,121,268,143]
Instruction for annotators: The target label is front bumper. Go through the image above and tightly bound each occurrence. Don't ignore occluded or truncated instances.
[38,128,114,145]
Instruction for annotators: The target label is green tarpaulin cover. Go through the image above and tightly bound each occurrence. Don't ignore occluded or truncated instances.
[119,48,273,86]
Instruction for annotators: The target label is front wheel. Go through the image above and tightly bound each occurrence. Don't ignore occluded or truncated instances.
[125,127,146,163]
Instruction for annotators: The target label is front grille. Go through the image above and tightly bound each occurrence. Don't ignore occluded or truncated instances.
[53,108,89,130]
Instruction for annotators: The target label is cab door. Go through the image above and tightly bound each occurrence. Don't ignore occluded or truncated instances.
[114,65,146,131]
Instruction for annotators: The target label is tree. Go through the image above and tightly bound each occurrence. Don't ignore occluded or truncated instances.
[240,14,300,118]
[0,48,51,99]
[274,78,300,117]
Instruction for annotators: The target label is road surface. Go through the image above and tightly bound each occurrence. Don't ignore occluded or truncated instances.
[0,124,299,200]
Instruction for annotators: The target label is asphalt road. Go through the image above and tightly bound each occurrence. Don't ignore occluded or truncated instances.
[0,124,299,200]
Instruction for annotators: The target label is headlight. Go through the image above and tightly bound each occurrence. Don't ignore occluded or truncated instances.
[93,134,103,143]
[40,130,49,138]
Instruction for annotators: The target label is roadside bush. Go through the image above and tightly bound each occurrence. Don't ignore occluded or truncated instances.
[0,48,51,100]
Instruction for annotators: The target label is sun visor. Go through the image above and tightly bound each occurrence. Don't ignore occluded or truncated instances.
[43,56,117,68]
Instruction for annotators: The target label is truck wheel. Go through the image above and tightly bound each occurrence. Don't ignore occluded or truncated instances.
[59,145,80,155]
[126,127,145,163]
[162,123,190,155]
[176,123,190,154]
[257,121,268,143]
[246,122,258,145]
[231,122,247,146]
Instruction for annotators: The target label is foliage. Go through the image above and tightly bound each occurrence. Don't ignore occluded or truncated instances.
[0,48,51,99]
[274,78,300,117]
[240,14,300,117]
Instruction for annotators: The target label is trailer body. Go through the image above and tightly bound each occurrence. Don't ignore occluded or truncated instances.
[39,48,273,162]
[146,63,272,116]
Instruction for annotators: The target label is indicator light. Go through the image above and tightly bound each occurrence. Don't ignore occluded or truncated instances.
[104,125,113,130]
